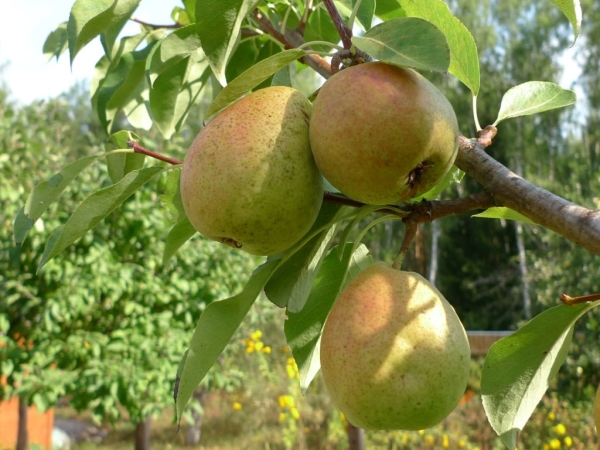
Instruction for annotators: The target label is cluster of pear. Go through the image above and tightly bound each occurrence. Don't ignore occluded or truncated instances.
[180,61,469,430]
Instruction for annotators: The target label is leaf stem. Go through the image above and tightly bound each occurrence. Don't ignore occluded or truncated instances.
[127,141,183,165]
[348,0,364,30]
[298,41,345,51]
[322,0,353,49]
[560,292,600,306]
[130,18,182,29]
[473,95,482,132]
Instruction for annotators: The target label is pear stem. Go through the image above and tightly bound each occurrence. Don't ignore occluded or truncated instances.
[392,220,418,270]
[127,141,183,165]
[560,292,600,306]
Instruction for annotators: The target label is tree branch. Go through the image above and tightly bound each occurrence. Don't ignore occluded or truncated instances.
[455,135,600,256]
[322,0,353,49]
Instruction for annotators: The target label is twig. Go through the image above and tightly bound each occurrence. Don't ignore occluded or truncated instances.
[393,220,418,270]
[131,18,182,29]
[560,293,600,306]
[127,141,183,165]
[322,0,353,49]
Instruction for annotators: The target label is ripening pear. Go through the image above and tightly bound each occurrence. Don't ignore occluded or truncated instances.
[320,262,470,430]
[180,86,323,256]
[310,62,459,205]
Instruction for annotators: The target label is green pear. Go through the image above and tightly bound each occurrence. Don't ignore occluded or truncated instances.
[180,86,323,256]
[310,62,459,205]
[320,262,470,430]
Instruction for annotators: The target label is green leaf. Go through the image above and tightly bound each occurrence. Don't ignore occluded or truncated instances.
[351,18,450,73]
[304,6,343,52]
[354,0,376,30]
[163,219,197,265]
[550,0,581,43]
[375,0,405,20]
[146,25,203,86]
[43,23,68,61]
[472,207,535,224]
[494,82,577,125]
[264,203,344,311]
[337,204,381,259]
[285,244,372,393]
[413,166,464,201]
[38,166,164,271]
[96,46,152,133]
[196,0,260,86]
[14,155,100,246]
[67,0,142,63]
[150,51,211,138]
[206,49,305,118]
[159,168,186,222]
[176,260,279,422]
[105,131,145,183]
[482,301,600,449]
[271,66,292,87]
[398,0,480,94]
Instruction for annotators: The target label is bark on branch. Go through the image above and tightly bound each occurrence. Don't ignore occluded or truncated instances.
[455,135,600,256]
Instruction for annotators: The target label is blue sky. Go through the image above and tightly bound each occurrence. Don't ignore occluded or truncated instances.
[0,0,174,104]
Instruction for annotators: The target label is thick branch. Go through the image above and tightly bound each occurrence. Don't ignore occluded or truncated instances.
[252,11,332,79]
[455,136,600,256]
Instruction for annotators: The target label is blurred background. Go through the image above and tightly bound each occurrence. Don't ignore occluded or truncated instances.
[1,0,600,449]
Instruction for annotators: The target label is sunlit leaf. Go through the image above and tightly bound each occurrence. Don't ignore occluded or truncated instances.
[351,18,450,73]
[196,0,260,86]
[482,301,600,449]
[13,155,100,246]
[159,168,186,222]
[206,49,305,118]
[43,23,68,61]
[472,207,535,224]
[399,0,480,94]
[494,82,577,125]
[67,0,141,63]
[285,244,372,393]
[175,260,279,422]
[38,166,164,271]
[550,0,581,43]
[375,0,405,20]
[105,131,145,183]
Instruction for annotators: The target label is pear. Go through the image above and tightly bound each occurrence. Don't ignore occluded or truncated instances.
[180,86,323,256]
[310,62,459,205]
[320,262,470,430]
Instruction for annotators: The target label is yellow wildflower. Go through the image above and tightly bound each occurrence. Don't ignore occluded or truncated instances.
[458,439,466,448]
[255,341,264,351]
[251,330,263,341]
[262,346,272,354]
[548,411,556,420]
[418,430,425,435]
[279,412,286,421]
[442,434,450,448]
[424,435,435,445]
[563,436,573,447]
[290,407,300,420]
[245,342,255,353]
[232,402,242,410]
[554,423,566,435]
[550,438,561,449]
[543,445,550,450]
[402,434,409,444]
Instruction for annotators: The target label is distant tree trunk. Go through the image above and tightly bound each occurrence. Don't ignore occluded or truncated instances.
[515,221,532,319]
[184,389,208,446]
[16,396,28,450]
[347,423,365,450]
[134,417,151,450]
[415,226,427,277]
[428,220,441,284]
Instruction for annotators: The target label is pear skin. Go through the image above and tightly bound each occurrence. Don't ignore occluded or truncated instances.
[310,62,459,205]
[181,86,323,256]
[320,262,470,430]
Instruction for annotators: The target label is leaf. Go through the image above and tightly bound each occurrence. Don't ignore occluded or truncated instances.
[337,204,381,259]
[96,46,152,133]
[105,131,146,183]
[413,166,464,201]
[67,0,141,63]
[43,23,68,61]
[146,25,203,86]
[14,155,100,246]
[351,18,450,73]
[196,0,260,86]
[149,52,211,138]
[304,6,341,51]
[482,301,600,449]
[38,166,164,271]
[163,218,197,265]
[398,0,480,94]
[285,244,372,393]
[494,82,577,125]
[159,168,186,222]
[375,0,406,20]
[176,260,279,422]
[550,0,582,43]
[264,203,344,311]
[472,207,535,225]
[339,0,375,30]
[206,49,305,118]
